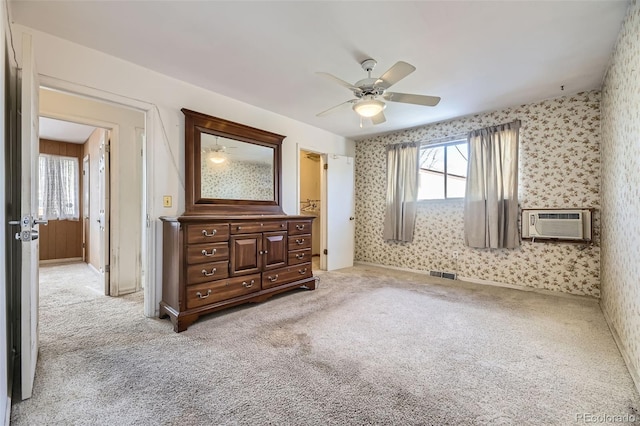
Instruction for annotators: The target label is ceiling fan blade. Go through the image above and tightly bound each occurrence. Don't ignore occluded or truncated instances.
[376,61,416,89]
[383,92,441,107]
[316,99,356,117]
[371,111,386,125]
[316,72,361,92]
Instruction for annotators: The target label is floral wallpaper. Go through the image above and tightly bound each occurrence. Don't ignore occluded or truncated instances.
[355,91,601,296]
[201,160,273,200]
[600,0,640,391]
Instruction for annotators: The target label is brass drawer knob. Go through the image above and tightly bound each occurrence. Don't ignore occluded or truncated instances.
[195,289,212,299]
[201,268,217,277]
[242,280,255,288]
[201,248,217,257]
[202,229,217,237]
[268,274,279,282]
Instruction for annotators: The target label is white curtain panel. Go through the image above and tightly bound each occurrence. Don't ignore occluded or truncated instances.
[464,121,520,249]
[383,142,421,243]
[38,154,80,220]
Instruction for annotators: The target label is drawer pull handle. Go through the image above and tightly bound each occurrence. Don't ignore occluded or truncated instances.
[268,274,279,282]
[259,250,269,255]
[237,226,242,231]
[298,268,308,275]
[296,224,305,230]
[201,268,217,277]
[242,280,255,288]
[196,289,212,299]
[202,229,217,237]
[295,239,305,245]
[201,248,217,257]
[295,253,305,259]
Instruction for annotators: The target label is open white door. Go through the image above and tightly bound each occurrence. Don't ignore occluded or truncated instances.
[18,33,41,400]
[326,154,355,271]
[98,132,110,295]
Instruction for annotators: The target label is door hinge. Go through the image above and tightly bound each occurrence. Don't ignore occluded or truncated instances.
[323,249,328,255]
[105,265,110,273]
[105,145,111,153]
[323,164,328,170]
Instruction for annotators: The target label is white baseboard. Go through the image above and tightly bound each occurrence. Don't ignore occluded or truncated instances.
[39,257,82,266]
[87,262,101,276]
[600,304,640,396]
[354,261,598,301]
[4,396,10,426]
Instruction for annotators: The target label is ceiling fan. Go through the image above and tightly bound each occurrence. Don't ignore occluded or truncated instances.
[316,59,441,125]
[202,136,236,165]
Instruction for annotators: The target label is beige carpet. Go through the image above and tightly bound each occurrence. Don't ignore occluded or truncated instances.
[10,262,640,425]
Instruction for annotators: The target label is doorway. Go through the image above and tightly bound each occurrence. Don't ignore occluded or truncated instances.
[39,87,146,297]
[299,149,324,271]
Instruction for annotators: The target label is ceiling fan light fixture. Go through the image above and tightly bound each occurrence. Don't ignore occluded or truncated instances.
[204,147,227,164]
[353,99,386,118]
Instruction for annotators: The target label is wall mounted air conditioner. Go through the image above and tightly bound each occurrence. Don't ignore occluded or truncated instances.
[521,209,592,241]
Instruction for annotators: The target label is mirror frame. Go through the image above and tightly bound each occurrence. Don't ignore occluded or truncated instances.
[183,108,284,215]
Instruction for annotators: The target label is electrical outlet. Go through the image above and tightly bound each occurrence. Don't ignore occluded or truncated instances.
[163,196,172,208]
[452,251,459,259]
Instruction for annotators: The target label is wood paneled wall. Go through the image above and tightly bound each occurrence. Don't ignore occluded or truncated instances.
[39,139,84,261]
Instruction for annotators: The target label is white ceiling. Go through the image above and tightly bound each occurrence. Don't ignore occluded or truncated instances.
[39,116,96,144]
[10,1,629,139]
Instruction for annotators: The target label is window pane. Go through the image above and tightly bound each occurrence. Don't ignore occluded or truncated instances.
[418,170,444,200]
[420,146,444,172]
[446,174,466,198]
[446,143,468,177]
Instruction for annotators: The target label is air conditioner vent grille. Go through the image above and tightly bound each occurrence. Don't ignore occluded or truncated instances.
[538,213,580,220]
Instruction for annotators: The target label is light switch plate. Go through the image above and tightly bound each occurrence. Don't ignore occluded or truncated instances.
[163,196,172,208]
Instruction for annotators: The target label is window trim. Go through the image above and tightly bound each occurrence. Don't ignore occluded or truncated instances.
[418,138,468,201]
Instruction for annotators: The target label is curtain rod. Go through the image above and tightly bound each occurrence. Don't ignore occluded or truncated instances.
[419,133,468,146]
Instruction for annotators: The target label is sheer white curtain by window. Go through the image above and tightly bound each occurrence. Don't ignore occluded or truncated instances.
[38,154,80,220]
[464,121,520,249]
[383,142,420,243]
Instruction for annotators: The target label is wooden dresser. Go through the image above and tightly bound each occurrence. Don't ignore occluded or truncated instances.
[160,215,315,332]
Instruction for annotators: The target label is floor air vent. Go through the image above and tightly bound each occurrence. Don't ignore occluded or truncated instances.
[430,271,457,280]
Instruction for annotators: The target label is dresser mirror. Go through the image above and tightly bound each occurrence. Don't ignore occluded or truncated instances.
[200,133,274,201]
[183,108,285,214]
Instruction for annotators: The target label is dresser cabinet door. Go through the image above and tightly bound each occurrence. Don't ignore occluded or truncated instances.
[230,234,262,276]
[263,231,287,270]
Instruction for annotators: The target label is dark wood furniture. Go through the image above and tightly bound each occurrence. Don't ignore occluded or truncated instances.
[159,109,316,332]
[160,215,314,332]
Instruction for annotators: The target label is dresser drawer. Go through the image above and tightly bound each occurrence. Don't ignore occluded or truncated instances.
[186,261,229,285]
[186,273,261,309]
[230,221,287,234]
[288,220,312,235]
[186,223,229,244]
[288,234,311,251]
[186,242,229,264]
[262,263,312,290]
[288,248,312,265]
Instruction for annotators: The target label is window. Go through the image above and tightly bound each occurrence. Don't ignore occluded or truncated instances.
[38,154,80,220]
[418,140,468,200]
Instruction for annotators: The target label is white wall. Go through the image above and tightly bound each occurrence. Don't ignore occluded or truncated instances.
[11,24,354,315]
